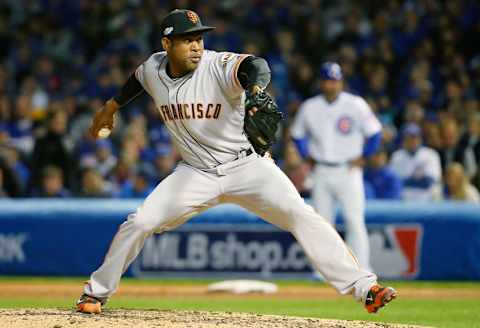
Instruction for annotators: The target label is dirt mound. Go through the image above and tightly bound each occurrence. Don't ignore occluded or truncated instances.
[0,309,429,328]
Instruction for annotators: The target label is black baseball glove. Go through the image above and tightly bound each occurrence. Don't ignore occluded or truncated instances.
[244,90,283,156]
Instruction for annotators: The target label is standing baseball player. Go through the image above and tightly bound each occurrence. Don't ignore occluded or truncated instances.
[76,10,395,314]
[291,62,382,271]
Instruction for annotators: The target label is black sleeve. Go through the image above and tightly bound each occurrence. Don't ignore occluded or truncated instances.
[237,56,271,90]
[113,73,145,107]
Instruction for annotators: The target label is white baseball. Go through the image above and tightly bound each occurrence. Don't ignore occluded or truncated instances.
[97,127,111,138]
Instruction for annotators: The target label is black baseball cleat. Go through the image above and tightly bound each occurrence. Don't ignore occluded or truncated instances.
[364,285,397,313]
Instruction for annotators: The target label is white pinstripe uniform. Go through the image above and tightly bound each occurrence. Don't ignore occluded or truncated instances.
[291,91,382,270]
[84,50,377,303]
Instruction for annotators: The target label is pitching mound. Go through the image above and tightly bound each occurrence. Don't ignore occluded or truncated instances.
[0,309,428,328]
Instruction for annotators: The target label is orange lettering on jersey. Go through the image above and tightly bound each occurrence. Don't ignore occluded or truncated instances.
[161,105,170,121]
[213,104,222,119]
[205,104,213,118]
[159,105,165,121]
[166,105,173,121]
[183,104,190,119]
[171,104,178,120]
[177,104,184,120]
[160,103,222,121]
[197,103,204,119]
[191,103,196,119]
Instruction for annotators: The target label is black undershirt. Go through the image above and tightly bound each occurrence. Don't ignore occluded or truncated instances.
[237,56,271,90]
[113,73,144,107]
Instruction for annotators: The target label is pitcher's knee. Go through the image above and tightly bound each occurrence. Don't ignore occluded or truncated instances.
[128,213,159,234]
[280,203,319,231]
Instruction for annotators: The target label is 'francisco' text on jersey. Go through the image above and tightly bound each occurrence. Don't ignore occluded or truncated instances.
[159,103,222,121]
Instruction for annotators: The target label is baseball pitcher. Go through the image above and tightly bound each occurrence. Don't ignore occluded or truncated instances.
[76,10,396,315]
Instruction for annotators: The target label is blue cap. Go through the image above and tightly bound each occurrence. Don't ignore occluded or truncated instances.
[320,62,343,80]
[402,123,422,137]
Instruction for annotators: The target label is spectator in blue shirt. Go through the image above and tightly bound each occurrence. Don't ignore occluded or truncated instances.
[364,147,402,199]
[117,167,154,198]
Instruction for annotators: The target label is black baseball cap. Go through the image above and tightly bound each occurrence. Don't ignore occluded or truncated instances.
[160,9,215,38]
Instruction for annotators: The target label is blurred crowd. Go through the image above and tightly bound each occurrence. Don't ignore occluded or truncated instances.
[0,0,479,202]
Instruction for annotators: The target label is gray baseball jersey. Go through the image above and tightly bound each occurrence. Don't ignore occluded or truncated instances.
[135,50,252,169]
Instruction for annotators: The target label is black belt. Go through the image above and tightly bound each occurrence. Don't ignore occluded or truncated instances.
[315,159,347,167]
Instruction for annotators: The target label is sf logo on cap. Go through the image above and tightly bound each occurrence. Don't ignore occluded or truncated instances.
[163,27,173,35]
[186,11,199,24]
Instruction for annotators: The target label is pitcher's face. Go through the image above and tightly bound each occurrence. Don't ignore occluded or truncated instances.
[163,33,204,74]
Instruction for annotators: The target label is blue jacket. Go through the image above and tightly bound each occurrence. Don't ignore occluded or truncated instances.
[364,166,403,200]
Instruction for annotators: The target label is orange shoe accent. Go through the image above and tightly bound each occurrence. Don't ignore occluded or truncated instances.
[365,285,397,313]
[76,294,103,314]
[77,302,101,314]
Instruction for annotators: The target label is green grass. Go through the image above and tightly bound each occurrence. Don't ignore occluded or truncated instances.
[0,276,478,288]
[1,277,479,328]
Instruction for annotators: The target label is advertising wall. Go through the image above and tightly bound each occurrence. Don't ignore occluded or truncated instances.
[0,200,479,280]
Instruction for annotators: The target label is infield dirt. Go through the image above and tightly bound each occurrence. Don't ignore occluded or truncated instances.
[0,308,431,328]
